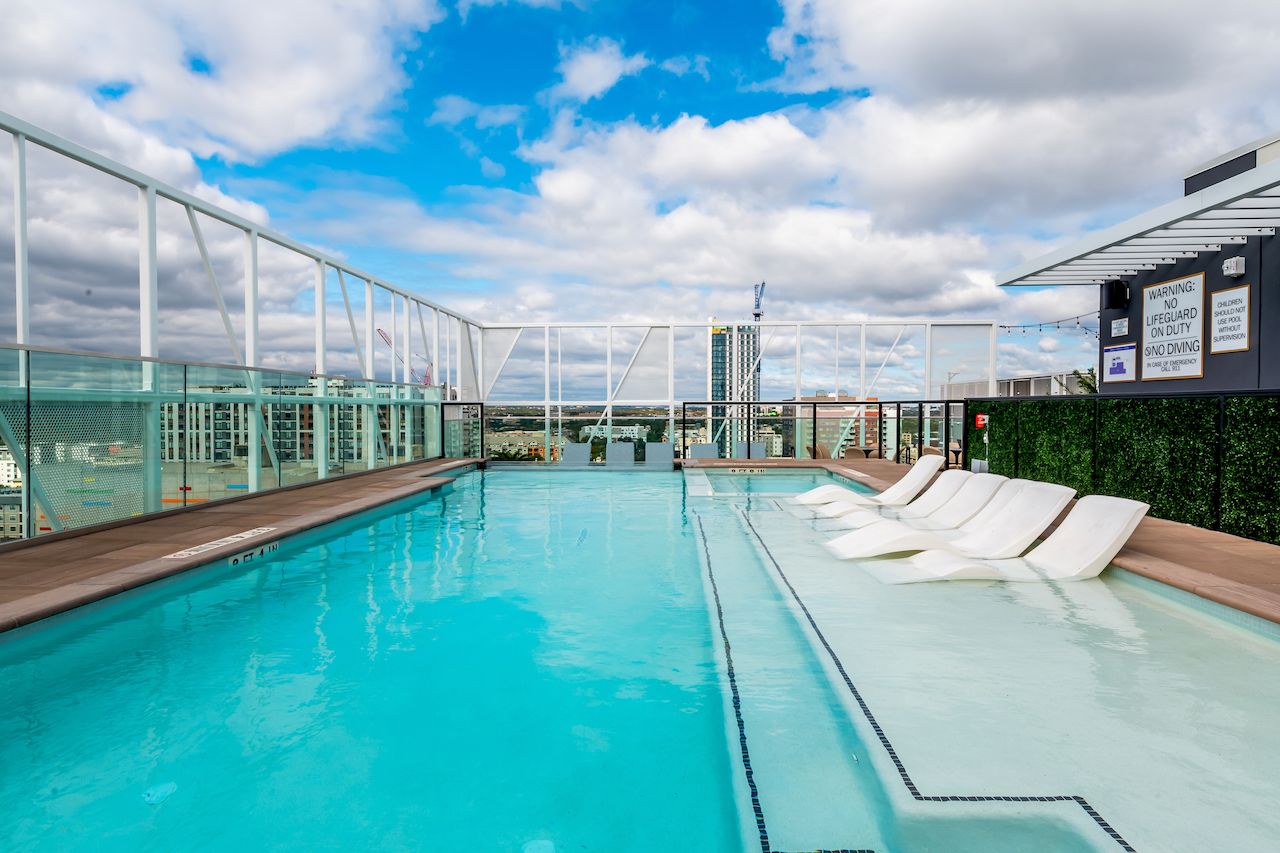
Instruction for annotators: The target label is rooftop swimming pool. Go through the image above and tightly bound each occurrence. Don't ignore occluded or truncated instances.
[2,469,1277,851]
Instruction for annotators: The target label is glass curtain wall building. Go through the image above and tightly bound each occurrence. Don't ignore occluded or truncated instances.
[710,323,761,456]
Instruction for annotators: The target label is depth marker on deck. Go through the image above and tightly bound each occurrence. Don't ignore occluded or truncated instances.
[163,527,278,559]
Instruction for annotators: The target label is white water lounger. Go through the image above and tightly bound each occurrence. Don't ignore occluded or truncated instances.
[822,473,1008,531]
[862,496,1150,584]
[813,469,969,520]
[791,454,943,507]
[824,480,1075,560]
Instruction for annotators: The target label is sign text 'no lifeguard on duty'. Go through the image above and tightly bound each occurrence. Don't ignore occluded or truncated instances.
[1142,273,1203,380]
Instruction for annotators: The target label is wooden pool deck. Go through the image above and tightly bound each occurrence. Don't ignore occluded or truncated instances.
[0,459,482,633]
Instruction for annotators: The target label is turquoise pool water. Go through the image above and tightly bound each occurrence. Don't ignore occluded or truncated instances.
[0,471,743,851]
[3,468,1277,851]
[703,470,844,495]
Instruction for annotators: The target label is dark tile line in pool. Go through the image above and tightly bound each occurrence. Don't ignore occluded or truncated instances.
[738,511,1138,853]
[696,513,879,853]
[694,515,772,853]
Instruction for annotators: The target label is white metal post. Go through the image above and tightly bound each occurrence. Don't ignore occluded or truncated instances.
[432,307,440,388]
[834,327,840,399]
[476,322,485,404]
[859,324,868,446]
[13,129,28,533]
[667,324,675,446]
[402,295,412,460]
[544,325,551,462]
[243,231,258,366]
[923,322,933,448]
[924,323,933,399]
[365,280,376,469]
[140,188,159,358]
[605,325,613,439]
[314,260,328,479]
[243,229,261,492]
[557,327,563,452]
[794,323,801,400]
[389,293,399,460]
[988,323,998,395]
[139,185,161,512]
[455,318,462,399]
[13,133,28,353]
[859,325,867,399]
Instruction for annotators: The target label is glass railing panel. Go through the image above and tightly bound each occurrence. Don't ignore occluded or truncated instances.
[922,402,947,463]
[443,403,483,458]
[25,350,182,536]
[0,349,28,541]
[184,363,267,504]
[485,408,549,462]
[608,407,672,462]
[269,372,319,488]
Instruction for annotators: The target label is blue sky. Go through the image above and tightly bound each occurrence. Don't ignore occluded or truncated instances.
[5,0,1280,379]
[200,0,816,201]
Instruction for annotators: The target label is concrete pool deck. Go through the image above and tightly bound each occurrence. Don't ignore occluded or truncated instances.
[0,458,482,633]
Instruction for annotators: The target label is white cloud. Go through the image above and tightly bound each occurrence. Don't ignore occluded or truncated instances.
[767,0,1280,233]
[428,95,525,129]
[12,0,1280,386]
[769,0,1280,102]
[659,55,711,81]
[0,0,445,162]
[549,37,650,102]
[457,0,578,21]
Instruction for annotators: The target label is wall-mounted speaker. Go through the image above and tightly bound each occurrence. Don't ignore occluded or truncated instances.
[1102,280,1130,311]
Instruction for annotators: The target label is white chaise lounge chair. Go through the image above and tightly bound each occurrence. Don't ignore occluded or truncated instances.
[820,473,1010,532]
[860,495,1150,584]
[689,443,719,459]
[605,442,634,466]
[813,469,970,520]
[561,442,591,466]
[791,454,943,507]
[824,480,1075,560]
[732,441,767,459]
[644,442,674,467]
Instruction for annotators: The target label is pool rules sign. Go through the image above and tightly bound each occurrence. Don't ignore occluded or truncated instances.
[1142,273,1204,380]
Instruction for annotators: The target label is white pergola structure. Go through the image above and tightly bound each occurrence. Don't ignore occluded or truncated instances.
[998,157,1280,286]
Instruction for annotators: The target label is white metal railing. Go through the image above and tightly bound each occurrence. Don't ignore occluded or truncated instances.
[3,110,997,428]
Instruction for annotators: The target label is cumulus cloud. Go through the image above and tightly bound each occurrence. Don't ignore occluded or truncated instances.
[428,95,524,129]
[659,55,711,81]
[768,0,1280,232]
[0,0,445,162]
[10,0,1280,388]
[549,37,650,102]
[457,0,578,21]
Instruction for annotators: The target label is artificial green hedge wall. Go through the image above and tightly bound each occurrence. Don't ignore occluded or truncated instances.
[982,399,1020,476]
[1221,396,1280,543]
[1094,397,1217,530]
[969,392,1280,544]
[1016,399,1094,495]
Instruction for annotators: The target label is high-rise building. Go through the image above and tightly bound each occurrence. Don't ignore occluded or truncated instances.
[709,323,761,456]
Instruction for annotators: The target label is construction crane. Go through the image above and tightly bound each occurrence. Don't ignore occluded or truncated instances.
[376,327,431,384]
[753,281,766,322]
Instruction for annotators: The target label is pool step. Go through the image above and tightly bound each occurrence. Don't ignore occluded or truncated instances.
[695,507,893,853]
